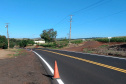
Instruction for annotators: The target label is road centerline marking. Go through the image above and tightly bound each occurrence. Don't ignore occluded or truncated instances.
[39,49,126,74]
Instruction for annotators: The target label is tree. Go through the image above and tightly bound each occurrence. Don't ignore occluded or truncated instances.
[40,28,57,42]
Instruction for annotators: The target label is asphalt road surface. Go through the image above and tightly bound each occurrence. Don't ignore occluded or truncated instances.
[33,48,126,84]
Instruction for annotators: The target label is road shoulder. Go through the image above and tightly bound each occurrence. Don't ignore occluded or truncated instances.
[0,49,51,84]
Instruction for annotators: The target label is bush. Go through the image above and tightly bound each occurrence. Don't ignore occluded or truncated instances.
[55,41,68,48]
[9,42,15,48]
[0,35,8,49]
[40,41,68,48]
[27,39,35,45]
[94,38,109,43]
[95,37,126,43]
[18,39,35,48]
[111,37,126,42]
[10,38,20,46]
[71,40,83,44]
[19,40,28,48]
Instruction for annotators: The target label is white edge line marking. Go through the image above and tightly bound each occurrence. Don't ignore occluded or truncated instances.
[33,51,64,84]
[50,49,126,60]
[57,79,64,84]
[33,51,54,73]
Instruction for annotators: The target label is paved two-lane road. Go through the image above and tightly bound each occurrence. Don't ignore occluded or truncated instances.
[33,48,126,84]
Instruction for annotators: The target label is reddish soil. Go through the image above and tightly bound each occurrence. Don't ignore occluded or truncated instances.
[0,50,51,84]
[60,41,126,52]
[60,41,102,52]
[0,49,14,59]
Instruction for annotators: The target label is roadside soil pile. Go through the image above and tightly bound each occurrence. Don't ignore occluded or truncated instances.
[61,41,126,52]
[0,49,51,84]
[60,41,126,57]
[60,41,103,52]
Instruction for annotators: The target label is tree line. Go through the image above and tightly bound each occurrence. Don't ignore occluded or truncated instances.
[95,37,126,42]
[0,35,34,49]
[0,28,57,49]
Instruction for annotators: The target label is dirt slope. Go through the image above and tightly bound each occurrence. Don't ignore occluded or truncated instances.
[60,41,103,52]
[60,41,126,52]
[0,49,51,84]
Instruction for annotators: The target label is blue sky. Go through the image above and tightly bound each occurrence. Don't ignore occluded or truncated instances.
[0,0,126,39]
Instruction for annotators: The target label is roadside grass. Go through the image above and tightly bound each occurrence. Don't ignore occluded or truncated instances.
[71,40,83,44]
[83,48,94,54]
[7,49,27,58]
[99,45,109,48]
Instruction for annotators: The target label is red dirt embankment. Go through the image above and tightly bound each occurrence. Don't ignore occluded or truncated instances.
[60,41,102,52]
[60,41,126,52]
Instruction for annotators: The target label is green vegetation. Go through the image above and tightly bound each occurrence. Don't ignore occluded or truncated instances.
[8,49,27,57]
[83,48,94,53]
[9,38,35,48]
[0,35,35,49]
[39,39,84,49]
[100,45,109,48]
[40,41,68,48]
[19,40,28,47]
[10,38,20,46]
[19,39,34,48]
[71,40,83,44]
[95,38,109,42]
[40,28,57,43]
[111,37,126,42]
[95,37,126,42]
[0,35,8,49]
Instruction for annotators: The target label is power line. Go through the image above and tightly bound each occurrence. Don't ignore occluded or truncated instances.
[53,15,69,27]
[52,0,111,28]
[97,9,126,20]
[82,9,126,24]
[71,0,106,15]
[76,0,112,14]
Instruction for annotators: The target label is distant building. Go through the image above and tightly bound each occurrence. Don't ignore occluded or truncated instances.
[33,38,45,44]
[34,40,45,44]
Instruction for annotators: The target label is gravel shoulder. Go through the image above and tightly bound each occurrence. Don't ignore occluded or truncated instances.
[0,49,51,84]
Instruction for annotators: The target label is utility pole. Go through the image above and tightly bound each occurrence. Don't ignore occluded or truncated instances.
[69,15,72,43]
[33,34,35,41]
[5,23,9,49]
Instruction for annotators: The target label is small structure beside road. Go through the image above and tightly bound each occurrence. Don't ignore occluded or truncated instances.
[34,40,45,44]
[34,38,45,45]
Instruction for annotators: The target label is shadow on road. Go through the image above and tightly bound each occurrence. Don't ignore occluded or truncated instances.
[43,74,54,80]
